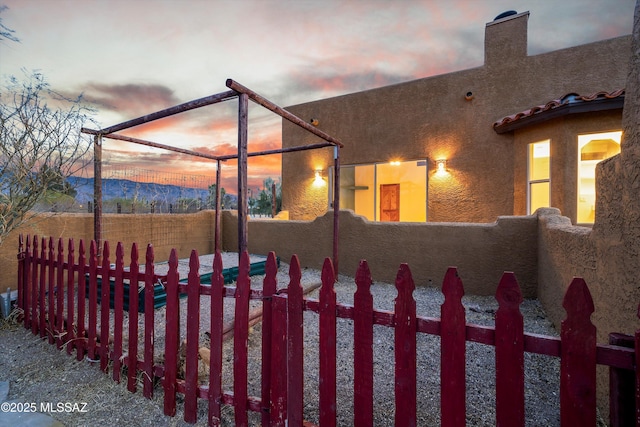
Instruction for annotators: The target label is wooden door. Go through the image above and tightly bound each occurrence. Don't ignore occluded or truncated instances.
[380,184,400,221]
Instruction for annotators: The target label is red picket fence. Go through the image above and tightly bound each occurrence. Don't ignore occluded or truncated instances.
[16,234,639,426]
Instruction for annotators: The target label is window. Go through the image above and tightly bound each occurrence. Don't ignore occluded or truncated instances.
[330,159,428,222]
[528,140,550,214]
[577,131,621,223]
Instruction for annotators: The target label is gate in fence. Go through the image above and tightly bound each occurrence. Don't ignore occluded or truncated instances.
[16,234,639,426]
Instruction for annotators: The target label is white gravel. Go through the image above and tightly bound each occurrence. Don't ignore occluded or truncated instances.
[0,253,579,426]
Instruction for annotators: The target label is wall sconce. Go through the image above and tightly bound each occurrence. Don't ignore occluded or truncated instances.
[313,168,325,186]
[436,159,447,173]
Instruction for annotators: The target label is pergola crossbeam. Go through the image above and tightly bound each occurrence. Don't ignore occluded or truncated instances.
[88,90,238,135]
[226,79,344,148]
[84,132,220,161]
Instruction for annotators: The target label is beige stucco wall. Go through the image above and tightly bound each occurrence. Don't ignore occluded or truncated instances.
[0,211,217,294]
[281,12,631,223]
[221,209,538,297]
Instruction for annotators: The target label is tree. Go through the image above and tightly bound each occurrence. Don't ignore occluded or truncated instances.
[254,177,282,217]
[0,6,19,43]
[0,71,95,245]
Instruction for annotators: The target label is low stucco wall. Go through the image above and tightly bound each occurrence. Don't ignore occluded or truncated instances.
[223,209,539,297]
[536,206,640,416]
[0,211,217,294]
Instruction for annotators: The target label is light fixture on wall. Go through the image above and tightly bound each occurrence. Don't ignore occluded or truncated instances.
[313,168,325,186]
[436,159,447,173]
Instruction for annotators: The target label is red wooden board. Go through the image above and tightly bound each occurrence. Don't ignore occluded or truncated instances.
[394,263,417,427]
[354,260,374,427]
[440,267,466,427]
[319,257,337,427]
[560,278,596,426]
[495,272,524,427]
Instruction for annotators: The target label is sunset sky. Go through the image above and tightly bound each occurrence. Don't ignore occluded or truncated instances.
[0,0,636,193]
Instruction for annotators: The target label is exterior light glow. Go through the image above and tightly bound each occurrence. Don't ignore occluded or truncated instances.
[436,159,447,173]
[313,169,325,186]
[389,160,401,166]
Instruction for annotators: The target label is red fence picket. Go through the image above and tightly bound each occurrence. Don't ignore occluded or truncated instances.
[163,248,179,417]
[31,236,38,336]
[143,244,155,398]
[184,250,201,423]
[271,293,288,426]
[441,267,466,427]
[39,237,46,339]
[47,237,54,345]
[127,243,139,392]
[55,238,64,349]
[17,234,25,326]
[76,239,86,361]
[260,251,278,427]
[66,238,76,355]
[100,241,110,373]
[234,251,251,426]
[354,260,374,427]
[287,255,304,426]
[395,264,417,427]
[113,242,125,383]
[561,278,597,426]
[15,235,639,427]
[209,251,225,426]
[495,272,525,427]
[319,257,337,427]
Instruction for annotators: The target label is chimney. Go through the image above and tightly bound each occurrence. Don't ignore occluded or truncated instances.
[485,10,530,66]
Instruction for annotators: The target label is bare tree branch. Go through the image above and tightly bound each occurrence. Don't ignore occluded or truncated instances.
[0,71,96,245]
[0,6,19,43]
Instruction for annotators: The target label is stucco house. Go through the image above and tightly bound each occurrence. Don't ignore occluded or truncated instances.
[281,10,631,225]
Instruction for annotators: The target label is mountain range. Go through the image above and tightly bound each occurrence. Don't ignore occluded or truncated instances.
[67,176,218,204]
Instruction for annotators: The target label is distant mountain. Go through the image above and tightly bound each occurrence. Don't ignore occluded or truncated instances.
[67,176,213,204]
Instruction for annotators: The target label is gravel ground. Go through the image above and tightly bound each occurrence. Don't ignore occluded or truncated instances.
[0,253,581,426]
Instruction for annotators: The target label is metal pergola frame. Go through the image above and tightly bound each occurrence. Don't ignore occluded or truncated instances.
[81,79,344,273]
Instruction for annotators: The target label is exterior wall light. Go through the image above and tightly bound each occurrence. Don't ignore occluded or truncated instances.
[313,168,325,186]
[436,159,447,173]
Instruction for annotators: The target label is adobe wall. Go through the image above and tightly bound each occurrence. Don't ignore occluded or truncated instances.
[281,12,631,223]
[222,210,539,297]
[0,211,216,293]
[537,2,640,415]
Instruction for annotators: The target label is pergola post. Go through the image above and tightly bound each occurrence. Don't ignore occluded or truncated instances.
[215,160,222,253]
[93,134,102,260]
[237,93,249,256]
[333,146,340,276]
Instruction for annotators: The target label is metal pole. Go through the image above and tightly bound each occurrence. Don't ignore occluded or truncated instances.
[333,146,340,276]
[215,160,222,253]
[237,93,249,258]
[93,135,103,260]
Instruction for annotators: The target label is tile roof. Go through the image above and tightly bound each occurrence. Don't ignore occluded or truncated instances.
[493,89,625,134]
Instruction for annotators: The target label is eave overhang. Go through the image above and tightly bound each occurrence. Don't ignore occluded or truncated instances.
[493,90,625,134]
